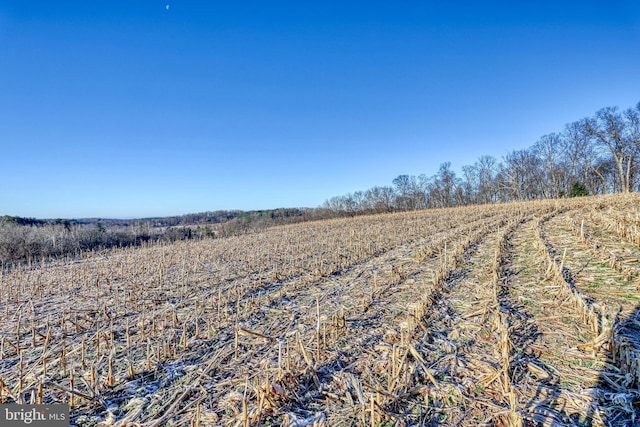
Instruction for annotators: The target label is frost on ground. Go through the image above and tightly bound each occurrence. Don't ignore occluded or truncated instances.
[0,194,639,426]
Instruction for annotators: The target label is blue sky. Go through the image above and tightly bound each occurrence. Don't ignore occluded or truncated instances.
[1,1,639,218]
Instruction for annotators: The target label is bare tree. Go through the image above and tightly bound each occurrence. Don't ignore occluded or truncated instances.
[351,191,367,213]
[363,186,395,213]
[476,155,499,203]
[500,149,542,201]
[428,163,458,208]
[532,133,566,198]
[563,119,595,193]
[461,164,478,205]
[624,103,640,190]
[417,174,432,208]
[392,174,426,210]
[584,107,634,192]
[323,196,345,214]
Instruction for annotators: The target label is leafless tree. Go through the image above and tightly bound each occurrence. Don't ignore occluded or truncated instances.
[563,119,596,193]
[461,164,478,205]
[475,155,499,203]
[363,186,395,213]
[428,163,458,208]
[584,107,635,192]
[532,133,566,198]
[624,103,640,190]
[500,149,542,201]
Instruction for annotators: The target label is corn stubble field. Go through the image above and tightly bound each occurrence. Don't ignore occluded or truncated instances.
[1,195,639,426]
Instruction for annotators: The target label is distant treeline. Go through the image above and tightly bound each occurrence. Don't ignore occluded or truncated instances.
[0,208,316,265]
[0,218,191,265]
[79,210,242,228]
[323,101,640,215]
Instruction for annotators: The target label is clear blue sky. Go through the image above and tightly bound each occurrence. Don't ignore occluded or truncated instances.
[1,1,639,218]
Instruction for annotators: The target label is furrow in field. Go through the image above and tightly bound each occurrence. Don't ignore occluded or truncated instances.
[544,210,639,317]
[504,215,610,426]
[380,215,522,426]
[542,210,640,396]
[530,211,640,425]
[205,213,513,426]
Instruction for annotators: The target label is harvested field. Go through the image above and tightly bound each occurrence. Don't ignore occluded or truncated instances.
[1,195,639,426]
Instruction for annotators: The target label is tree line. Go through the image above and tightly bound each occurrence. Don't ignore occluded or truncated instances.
[0,219,198,265]
[0,208,313,265]
[322,101,640,215]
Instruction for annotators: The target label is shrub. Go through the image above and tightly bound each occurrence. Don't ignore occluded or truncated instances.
[570,182,589,197]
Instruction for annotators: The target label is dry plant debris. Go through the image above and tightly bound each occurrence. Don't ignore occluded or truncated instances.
[0,194,639,426]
